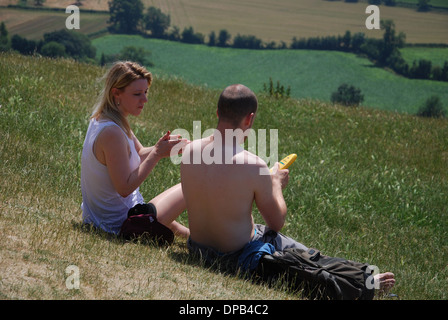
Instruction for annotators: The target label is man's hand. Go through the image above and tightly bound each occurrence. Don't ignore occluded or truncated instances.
[271,162,289,189]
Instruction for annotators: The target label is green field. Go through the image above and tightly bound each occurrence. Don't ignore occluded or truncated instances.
[93,34,448,114]
[401,47,448,67]
[1,52,447,300]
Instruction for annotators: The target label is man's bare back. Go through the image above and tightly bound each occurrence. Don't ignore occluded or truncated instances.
[181,134,274,252]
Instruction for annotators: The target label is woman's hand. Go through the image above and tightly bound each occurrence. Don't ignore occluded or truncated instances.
[153,131,183,159]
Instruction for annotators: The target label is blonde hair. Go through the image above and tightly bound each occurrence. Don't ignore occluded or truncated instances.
[91,61,153,137]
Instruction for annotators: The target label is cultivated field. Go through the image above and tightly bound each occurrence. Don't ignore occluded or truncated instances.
[1,0,447,43]
[0,7,109,40]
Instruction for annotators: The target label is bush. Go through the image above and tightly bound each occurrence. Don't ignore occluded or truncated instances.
[43,29,96,61]
[180,26,204,44]
[11,34,40,55]
[416,96,446,118]
[331,84,364,107]
[41,41,66,58]
[232,34,263,49]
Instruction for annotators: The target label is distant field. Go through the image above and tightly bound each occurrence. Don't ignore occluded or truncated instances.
[93,34,448,114]
[400,47,448,67]
[1,0,447,44]
[0,7,109,40]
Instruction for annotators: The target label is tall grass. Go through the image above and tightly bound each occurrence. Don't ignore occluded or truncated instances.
[0,52,446,299]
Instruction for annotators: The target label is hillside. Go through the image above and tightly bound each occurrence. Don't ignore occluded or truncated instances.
[0,52,447,300]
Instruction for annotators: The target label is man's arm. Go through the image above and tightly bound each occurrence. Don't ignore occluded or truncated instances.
[253,162,289,232]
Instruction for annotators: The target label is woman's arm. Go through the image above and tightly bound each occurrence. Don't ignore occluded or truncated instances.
[96,127,180,197]
[132,134,154,162]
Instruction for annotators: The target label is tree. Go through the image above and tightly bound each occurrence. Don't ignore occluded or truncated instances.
[416,96,446,118]
[409,59,432,79]
[331,84,364,107]
[233,34,263,49]
[417,0,430,12]
[384,0,397,6]
[208,31,216,46]
[41,41,67,58]
[180,26,204,44]
[351,32,366,53]
[43,29,95,61]
[143,6,170,38]
[0,22,10,52]
[167,26,181,41]
[379,20,405,66]
[11,34,40,55]
[217,29,231,47]
[108,0,144,34]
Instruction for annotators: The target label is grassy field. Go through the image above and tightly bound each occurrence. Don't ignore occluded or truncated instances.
[1,0,448,44]
[93,34,448,114]
[0,52,447,300]
[401,47,448,67]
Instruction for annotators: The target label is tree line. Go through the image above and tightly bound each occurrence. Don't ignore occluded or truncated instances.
[2,0,447,83]
[108,0,447,82]
[0,22,96,63]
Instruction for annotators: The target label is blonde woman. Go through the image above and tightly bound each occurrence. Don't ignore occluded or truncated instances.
[81,61,189,241]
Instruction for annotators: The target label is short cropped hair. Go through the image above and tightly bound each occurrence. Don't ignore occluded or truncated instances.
[217,84,258,127]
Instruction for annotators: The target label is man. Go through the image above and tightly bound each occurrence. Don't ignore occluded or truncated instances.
[180,84,395,290]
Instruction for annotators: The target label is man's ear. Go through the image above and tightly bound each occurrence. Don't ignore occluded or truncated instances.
[245,112,255,127]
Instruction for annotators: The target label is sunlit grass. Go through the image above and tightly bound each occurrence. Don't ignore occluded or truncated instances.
[0,52,446,299]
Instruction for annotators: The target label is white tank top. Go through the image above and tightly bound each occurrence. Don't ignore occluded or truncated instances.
[81,118,144,234]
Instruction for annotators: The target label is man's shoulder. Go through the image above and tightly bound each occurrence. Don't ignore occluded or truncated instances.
[236,151,271,175]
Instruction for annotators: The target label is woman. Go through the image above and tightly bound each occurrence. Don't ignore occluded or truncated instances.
[81,61,189,240]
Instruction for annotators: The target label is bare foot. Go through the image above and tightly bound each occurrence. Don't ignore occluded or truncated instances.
[374,272,395,291]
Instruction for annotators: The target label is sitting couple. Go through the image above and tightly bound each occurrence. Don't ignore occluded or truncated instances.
[81,61,395,296]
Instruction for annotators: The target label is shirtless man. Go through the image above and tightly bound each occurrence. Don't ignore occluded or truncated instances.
[180,84,395,290]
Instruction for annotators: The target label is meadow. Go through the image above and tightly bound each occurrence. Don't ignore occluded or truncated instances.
[400,47,448,67]
[93,34,448,114]
[0,52,447,300]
